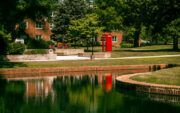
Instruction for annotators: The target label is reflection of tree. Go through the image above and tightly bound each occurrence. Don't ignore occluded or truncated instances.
[120,95,180,113]
[1,74,180,113]
[0,80,25,113]
[52,75,112,113]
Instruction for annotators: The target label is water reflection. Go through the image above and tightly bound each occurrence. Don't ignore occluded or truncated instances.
[0,70,180,113]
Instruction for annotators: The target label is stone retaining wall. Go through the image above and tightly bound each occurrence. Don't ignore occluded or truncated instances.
[78,52,111,58]
[55,49,84,55]
[0,54,57,61]
[0,64,175,75]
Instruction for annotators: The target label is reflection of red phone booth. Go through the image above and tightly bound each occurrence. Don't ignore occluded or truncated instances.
[102,74,112,93]
[102,33,112,52]
[106,75,112,92]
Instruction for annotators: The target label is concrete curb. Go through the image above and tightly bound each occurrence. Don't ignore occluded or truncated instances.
[116,72,180,96]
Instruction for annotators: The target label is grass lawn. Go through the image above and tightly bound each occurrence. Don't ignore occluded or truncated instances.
[0,56,180,69]
[83,45,180,58]
[131,67,180,86]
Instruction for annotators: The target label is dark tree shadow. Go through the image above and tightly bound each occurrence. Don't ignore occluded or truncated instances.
[0,61,27,69]
[0,55,27,69]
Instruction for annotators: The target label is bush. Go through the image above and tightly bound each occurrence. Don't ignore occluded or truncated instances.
[120,43,134,48]
[8,42,25,54]
[47,41,55,46]
[71,42,86,47]
[27,39,49,49]
[24,49,47,54]
[95,41,101,46]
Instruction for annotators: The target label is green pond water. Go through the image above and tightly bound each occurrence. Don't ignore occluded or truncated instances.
[0,71,180,113]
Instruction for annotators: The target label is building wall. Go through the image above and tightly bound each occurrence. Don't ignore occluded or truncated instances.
[24,19,52,41]
[97,31,123,46]
[24,18,123,46]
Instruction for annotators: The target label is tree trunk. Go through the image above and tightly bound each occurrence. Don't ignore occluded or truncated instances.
[173,36,179,50]
[134,30,140,47]
[87,46,89,51]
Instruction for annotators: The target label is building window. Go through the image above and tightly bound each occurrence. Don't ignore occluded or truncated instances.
[50,23,54,29]
[36,35,42,40]
[35,22,43,29]
[112,36,117,42]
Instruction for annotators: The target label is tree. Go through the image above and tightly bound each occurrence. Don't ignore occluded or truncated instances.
[164,18,180,50]
[95,0,123,32]
[0,0,54,54]
[68,14,103,50]
[0,26,11,55]
[0,0,55,33]
[95,0,150,47]
[52,0,87,42]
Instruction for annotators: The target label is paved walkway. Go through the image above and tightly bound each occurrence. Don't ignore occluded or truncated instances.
[4,54,180,62]
[55,54,180,61]
[97,54,180,60]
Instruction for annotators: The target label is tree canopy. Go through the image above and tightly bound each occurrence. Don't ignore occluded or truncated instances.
[68,13,103,47]
[52,0,88,42]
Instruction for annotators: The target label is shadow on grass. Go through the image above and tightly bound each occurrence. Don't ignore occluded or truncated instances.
[0,55,27,69]
[0,62,27,69]
[114,49,180,52]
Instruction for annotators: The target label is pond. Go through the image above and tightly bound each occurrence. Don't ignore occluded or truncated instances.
[0,70,180,113]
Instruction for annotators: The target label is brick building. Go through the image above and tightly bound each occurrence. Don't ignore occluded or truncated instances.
[97,31,123,46]
[24,19,123,46]
[24,19,53,41]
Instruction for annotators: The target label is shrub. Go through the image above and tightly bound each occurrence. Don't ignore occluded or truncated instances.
[27,39,49,49]
[47,41,55,46]
[24,49,47,54]
[140,43,147,47]
[8,42,25,54]
[120,43,134,48]
[95,41,101,46]
[71,42,85,47]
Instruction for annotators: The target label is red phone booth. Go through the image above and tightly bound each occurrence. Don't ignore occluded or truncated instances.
[102,33,112,52]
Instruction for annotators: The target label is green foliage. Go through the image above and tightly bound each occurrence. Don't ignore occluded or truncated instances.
[95,0,123,32]
[24,49,47,55]
[140,43,149,47]
[52,0,88,42]
[0,26,11,55]
[68,13,103,47]
[163,18,180,50]
[47,41,55,46]
[123,27,136,43]
[95,0,180,47]
[12,21,29,41]
[8,42,25,55]
[0,0,55,54]
[0,97,8,113]
[5,82,25,94]
[0,0,55,33]
[164,18,180,37]
[120,43,134,48]
[27,39,49,49]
